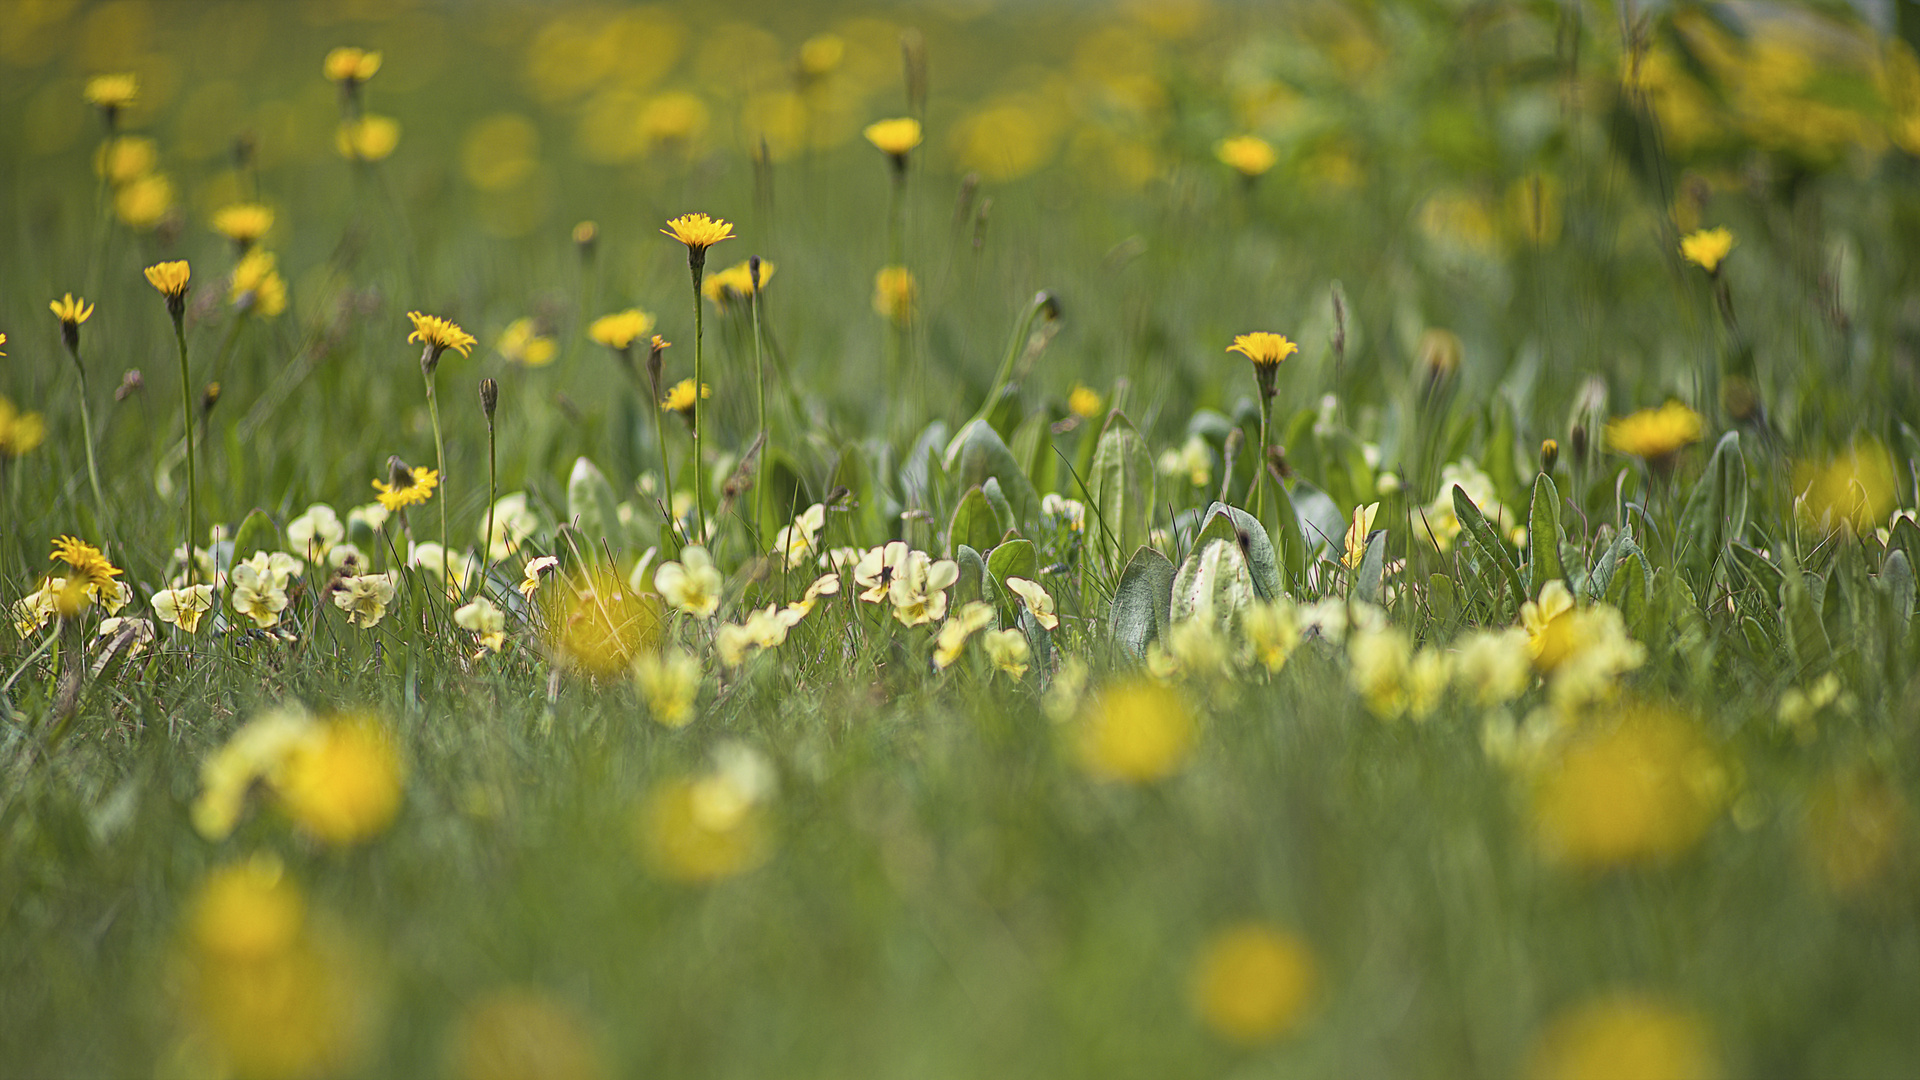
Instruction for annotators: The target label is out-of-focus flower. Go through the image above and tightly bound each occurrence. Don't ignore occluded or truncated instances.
[337,115,401,161]
[933,601,997,670]
[1421,458,1511,551]
[864,117,924,158]
[212,203,274,248]
[115,173,173,229]
[0,395,45,459]
[1215,134,1278,177]
[635,647,702,728]
[287,504,345,563]
[1794,443,1898,532]
[654,546,723,618]
[84,73,139,111]
[276,715,405,844]
[447,989,607,1080]
[1043,493,1086,533]
[1190,923,1317,1044]
[1803,767,1909,899]
[1530,704,1726,868]
[1526,993,1718,1080]
[192,706,319,840]
[1073,678,1197,782]
[1453,627,1533,707]
[324,47,382,84]
[1348,627,1448,720]
[480,493,541,560]
[636,745,774,882]
[981,628,1031,678]
[50,535,123,605]
[96,136,156,184]
[1606,402,1704,464]
[1158,433,1213,488]
[772,504,826,570]
[409,542,473,599]
[1068,384,1103,419]
[1241,599,1300,672]
[713,604,803,668]
[497,318,557,367]
[1679,226,1734,273]
[872,266,916,325]
[548,569,661,677]
[701,260,775,312]
[230,249,288,318]
[455,597,507,653]
[588,309,655,351]
[661,378,710,416]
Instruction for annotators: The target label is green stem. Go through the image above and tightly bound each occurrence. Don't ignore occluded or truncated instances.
[690,260,709,545]
[967,292,1052,432]
[1254,394,1272,519]
[424,365,450,571]
[173,318,197,585]
[482,418,498,584]
[66,349,106,519]
[751,278,768,543]
[885,172,906,424]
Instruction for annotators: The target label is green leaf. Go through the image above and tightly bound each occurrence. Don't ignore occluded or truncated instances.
[1729,543,1784,599]
[1108,545,1174,663]
[944,419,1043,532]
[1268,481,1308,588]
[1429,573,1458,626]
[1609,550,1647,629]
[948,486,1001,556]
[953,545,991,609]
[987,538,1039,626]
[1676,430,1747,587]
[981,477,1019,539]
[1453,484,1525,609]
[829,442,892,550]
[1779,548,1832,678]
[1196,502,1285,601]
[1526,473,1564,598]
[1585,526,1622,602]
[1881,547,1914,639]
[1086,411,1155,575]
[1170,537,1255,628]
[1288,480,1345,562]
[1010,410,1057,498]
[1354,530,1388,605]
[568,456,624,560]
[231,509,277,561]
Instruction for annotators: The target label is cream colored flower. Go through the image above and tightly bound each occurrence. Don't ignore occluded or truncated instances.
[655,546,723,618]
[1241,599,1300,672]
[519,555,559,601]
[1042,493,1086,533]
[229,556,294,629]
[853,541,909,602]
[888,550,958,627]
[772,503,826,570]
[347,502,390,534]
[191,705,317,840]
[331,573,397,629]
[454,597,507,652]
[480,492,542,560]
[933,601,997,670]
[981,628,1031,678]
[409,542,472,599]
[1004,576,1058,630]
[1342,502,1380,571]
[286,504,344,562]
[714,604,798,667]
[1452,627,1533,707]
[1157,434,1213,488]
[635,647,702,728]
[152,584,215,633]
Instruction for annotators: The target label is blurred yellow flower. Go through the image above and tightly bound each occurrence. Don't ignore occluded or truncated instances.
[1227,331,1297,366]
[872,265,916,325]
[654,545,723,618]
[1530,704,1725,868]
[1074,678,1197,782]
[588,309,656,351]
[1793,443,1898,531]
[276,715,405,845]
[448,990,608,1080]
[1526,993,1718,1080]
[636,751,775,882]
[496,318,557,367]
[1215,134,1277,177]
[144,259,191,300]
[701,259,774,312]
[337,115,401,161]
[212,203,274,247]
[1068,383,1103,419]
[373,466,439,512]
[981,628,1031,678]
[1242,599,1300,673]
[661,378,710,415]
[84,73,139,110]
[324,47,382,84]
[192,706,319,840]
[230,249,289,317]
[1605,401,1704,462]
[933,601,997,670]
[115,172,173,230]
[864,117,924,157]
[1191,923,1317,1044]
[408,311,478,359]
[189,854,305,960]
[1679,226,1734,273]
[455,597,507,653]
[1157,433,1212,488]
[548,569,662,678]
[95,136,156,184]
[0,396,48,458]
[773,504,826,571]
[1452,627,1533,707]
[799,32,846,77]
[635,647,702,728]
[661,212,735,252]
[639,92,710,147]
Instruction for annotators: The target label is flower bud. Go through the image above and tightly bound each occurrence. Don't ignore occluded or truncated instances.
[479,377,499,422]
[1540,438,1559,475]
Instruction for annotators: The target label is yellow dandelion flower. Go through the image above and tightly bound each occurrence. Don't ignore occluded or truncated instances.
[1073,678,1198,783]
[872,265,916,325]
[1526,994,1718,1080]
[323,47,382,84]
[372,466,439,512]
[588,309,656,351]
[144,259,191,300]
[497,318,557,367]
[1793,443,1898,532]
[211,203,274,246]
[1215,134,1278,178]
[50,293,93,326]
[275,716,404,846]
[864,117,924,157]
[661,212,735,252]
[230,249,288,318]
[1530,704,1725,869]
[799,33,846,77]
[1068,383,1103,419]
[51,535,123,596]
[188,853,306,960]
[407,311,477,359]
[661,378,711,415]
[1605,401,1705,462]
[94,136,156,184]
[336,115,400,162]
[1190,923,1317,1044]
[84,73,139,110]
[701,260,775,311]
[1227,331,1298,367]
[0,396,48,458]
[1679,226,1734,273]
[114,173,173,230]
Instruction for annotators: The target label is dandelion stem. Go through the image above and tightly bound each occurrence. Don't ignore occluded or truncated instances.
[751,273,769,542]
[64,348,106,519]
[172,318,197,586]
[1253,394,1271,520]
[689,260,709,545]
[423,364,450,573]
[483,417,498,585]
[968,291,1052,432]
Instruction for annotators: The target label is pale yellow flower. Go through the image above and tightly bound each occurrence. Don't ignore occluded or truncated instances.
[981,628,1031,678]
[635,647,702,728]
[1242,599,1300,673]
[1157,433,1213,488]
[933,601,997,670]
[772,504,826,570]
[1004,576,1058,630]
[1342,502,1380,571]
[518,556,559,601]
[286,504,344,562]
[409,542,472,599]
[454,597,507,652]
[331,574,397,629]
[479,492,541,560]
[853,541,909,602]
[887,550,958,627]
[655,545,723,618]
[153,585,215,634]
[192,707,317,840]
[1452,627,1533,707]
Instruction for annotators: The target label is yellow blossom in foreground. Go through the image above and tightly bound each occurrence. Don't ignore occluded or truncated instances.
[497,317,557,367]
[1226,331,1298,367]
[981,628,1031,678]
[408,311,477,359]
[230,249,289,317]
[548,569,662,678]
[447,989,608,1080]
[337,115,401,161]
[1453,627,1533,707]
[276,716,404,845]
[324,46,382,83]
[634,647,702,728]
[1530,705,1725,869]
[153,585,215,633]
[1068,383,1103,419]
[188,854,305,960]
[455,597,507,653]
[1526,993,1718,1080]
[636,748,774,882]
[1342,501,1380,571]
[50,535,122,600]
[115,173,173,229]
[655,545,723,618]
[1215,134,1278,177]
[1520,581,1578,670]
[864,117,924,157]
[588,309,655,351]
[331,573,397,629]
[1606,401,1704,462]
[144,259,191,300]
[192,706,319,840]
[1190,923,1317,1044]
[373,466,439,512]
[661,213,735,252]
[1679,226,1734,273]
[661,379,711,415]
[212,203,274,246]
[84,73,139,110]
[1242,599,1300,672]
[872,266,916,325]
[1074,678,1197,782]
[1793,443,1898,532]
[0,396,47,458]
[933,601,997,670]
[1804,768,1909,898]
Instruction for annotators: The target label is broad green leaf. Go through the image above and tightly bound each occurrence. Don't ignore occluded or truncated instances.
[1086,411,1155,574]
[1171,538,1255,628]
[1353,529,1388,605]
[1453,484,1526,608]
[949,489,1000,558]
[1197,502,1285,601]
[981,477,1019,539]
[231,509,277,561]
[1108,545,1174,663]
[568,456,624,559]
[954,544,990,608]
[1527,473,1564,598]
[1881,547,1914,639]
[987,538,1039,626]
[944,419,1043,532]
[1676,430,1747,587]
[1779,548,1832,678]
[1288,481,1345,563]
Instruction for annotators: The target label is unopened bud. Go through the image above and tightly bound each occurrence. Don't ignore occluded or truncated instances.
[1569,423,1588,465]
[115,369,144,402]
[573,220,597,255]
[201,382,221,416]
[1540,438,1559,475]
[749,255,763,292]
[479,377,499,421]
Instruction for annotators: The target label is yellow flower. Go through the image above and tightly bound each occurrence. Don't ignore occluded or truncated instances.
[1605,401,1705,462]
[1342,501,1380,571]
[864,117,924,157]
[1526,993,1718,1080]
[447,991,607,1080]
[407,311,477,360]
[336,115,401,161]
[981,628,1031,678]
[887,549,959,627]
[323,47,382,84]
[772,504,826,570]
[1157,434,1213,488]
[653,545,722,618]
[714,604,801,668]
[144,259,191,300]
[634,647,702,728]
[454,597,507,653]
[230,249,288,317]
[661,378,710,415]
[191,707,319,840]
[1452,627,1533,707]
[286,505,344,562]
[50,293,94,327]
[1242,599,1300,673]
[1068,383,1103,419]
[635,748,775,882]
[1227,331,1298,367]
[546,568,663,678]
[661,212,735,252]
[330,573,397,629]
[211,203,274,246]
[933,601,998,670]
[1004,577,1059,630]
[373,466,439,512]
[701,260,775,311]
[518,556,559,601]
[1190,923,1317,1044]
[1073,678,1197,782]
[95,136,156,184]
[84,73,139,110]
[229,554,295,629]
[276,715,405,845]
[1793,443,1898,532]
[1679,226,1734,273]
[799,33,846,77]
[1348,627,1417,719]
[1214,134,1278,177]
[50,535,123,600]
[114,173,173,230]
[153,585,215,634]
[872,265,916,325]
[497,317,557,367]
[0,396,48,458]
[588,309,656,351]
[409,542,473,599]
[1530,704,1725,868]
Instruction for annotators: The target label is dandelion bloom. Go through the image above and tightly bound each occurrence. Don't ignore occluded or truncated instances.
[872,266,916,324]
[144,259,191,300]
[1793,443,1899,532]
[1605,401,1704,462]
[115,173,174,229]
[373,466,439,512]
[701,260,775,311]
[51,536,123,598]
[497,318,557,367]
[276,716,405,845]
[1073,678,1197,782]
[661,379,711,415]
[336,115,400,161]
[1526,994,1718,1080]
[588,309,656,351]
[1679,226,1734,273]
[661,213,735,253]
[230,250,288,317]
[1227,331,1298,367]
[84,73,139,110]
[864,117,924,157]
[1067,384,1102,419]
[407,311,477,360]
[634,647,702,728]
[323,47,382,84]
[95,136,156,184]
[212,203,274,246]
[50,293,94,327]
[1190,923,1317,1044]
[1215,135,1278,178]
[1530,704,1725,869]
[0,396,48,458]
